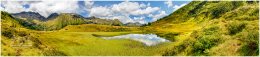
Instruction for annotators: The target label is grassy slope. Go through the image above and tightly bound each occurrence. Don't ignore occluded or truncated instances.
[8,13,86,31]
[59,24,141,32]
[36,32,170,56]
[1,11,169,56]
[1,11,46,56]
[85,18,123,26]
[1,1,259,56]
[40,13,86,30]
[149,1,259,56]
[15,13,124,31]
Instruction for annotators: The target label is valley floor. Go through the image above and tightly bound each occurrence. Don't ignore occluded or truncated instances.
[37,32,170,56]
[2,31,172,56]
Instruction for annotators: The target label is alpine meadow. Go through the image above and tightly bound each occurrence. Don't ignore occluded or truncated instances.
[0,0,259,56]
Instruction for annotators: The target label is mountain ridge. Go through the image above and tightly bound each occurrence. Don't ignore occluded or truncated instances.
[12,11,46,21]
[1,1,259,56]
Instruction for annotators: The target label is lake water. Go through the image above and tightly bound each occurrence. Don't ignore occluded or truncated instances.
[101,34,170,46]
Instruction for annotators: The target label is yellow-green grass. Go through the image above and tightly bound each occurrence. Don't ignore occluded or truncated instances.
[59,24,141,32]
[2,1,259,56]
[36,31,171,56]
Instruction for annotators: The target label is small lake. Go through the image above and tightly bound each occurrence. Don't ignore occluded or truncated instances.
[100,34,170,46]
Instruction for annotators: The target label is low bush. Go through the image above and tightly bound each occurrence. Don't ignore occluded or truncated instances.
[189,25,223,55]
[235,22,259,56]
[227,21,246,35]
[2,31,14,38]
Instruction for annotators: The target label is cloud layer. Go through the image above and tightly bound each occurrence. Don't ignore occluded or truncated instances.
[1,0,93,17]
[1,1,188,24]
[88,1,165,24]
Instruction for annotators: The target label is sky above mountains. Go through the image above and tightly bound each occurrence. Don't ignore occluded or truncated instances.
[1,0,191,24]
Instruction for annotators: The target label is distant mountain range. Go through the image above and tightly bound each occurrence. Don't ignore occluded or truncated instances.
[12,11,46,21]
[46,13,59,20]
[1,1,259,56]
[11,12,142,27]
[124,22,142,27]
[9,12,143,30]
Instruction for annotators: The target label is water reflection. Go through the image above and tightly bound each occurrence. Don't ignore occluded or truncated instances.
[101,34,170,46]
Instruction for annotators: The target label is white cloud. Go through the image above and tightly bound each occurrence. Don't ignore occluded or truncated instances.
[173,3,187,11]
[89,6,112,17]
[164,0,188,11]
[150,11,167,22]
[111,1,158,16]
[131,7,160,16]
[89,6,134,24]
[1,1,28,13]
[84,0,94,12]
[27,0,79,17]
[111,15,134,24]
[111,2,143,15]
[1,1,170,24]
[164,0,173,8]
[89,1,162,24]
[133,16,146,24]
[1,1,94,17]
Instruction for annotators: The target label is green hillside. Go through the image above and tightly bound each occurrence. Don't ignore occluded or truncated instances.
[39,13,86,30]
[1,11,166,56]
[59,24,141,32]
[85,17,123,26]
[148,1,259,56]
[11,13,125,31]
[152,1,258,26]
[1,1,259,56]
[1,11,67,56]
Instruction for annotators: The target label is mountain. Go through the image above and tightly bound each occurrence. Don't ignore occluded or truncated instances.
[10,12,126,30]
[124,22,143,27]
[152,1,258,27]
[41,13,86,30]
[41,13,125,30]
[12,12,59,21]
[10,11,132,31]
[85,16,123,26]
[1,11,66,56]
[1,1,259,56]
[12,11,46,21]
[46,13,59,20]
[1,11,24,30]
[149,1,258,56]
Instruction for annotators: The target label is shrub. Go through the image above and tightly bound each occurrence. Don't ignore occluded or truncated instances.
[227,21,246,35]
[239,42,258,56]
[162,39,193,56]
[2,31,14,38]
[211,2,235,18]
[189,1,207,16]
[202,26,219,35]
[17,31,27,37]
[235,22,259,56]
[192,34,222,55]
[189,25,223,55]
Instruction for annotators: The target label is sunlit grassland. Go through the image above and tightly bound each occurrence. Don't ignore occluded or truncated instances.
[35,31,171,56]
[1,11,171,55]
[59,24,141,32]
[1,1,259,56]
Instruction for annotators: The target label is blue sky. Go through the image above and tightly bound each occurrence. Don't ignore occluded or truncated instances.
[1,0,191,24]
